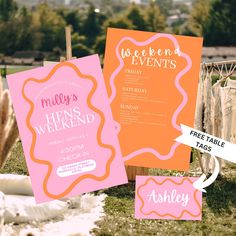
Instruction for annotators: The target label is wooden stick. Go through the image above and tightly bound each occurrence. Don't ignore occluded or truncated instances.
[65,26,72,60]
[203,60,236,67]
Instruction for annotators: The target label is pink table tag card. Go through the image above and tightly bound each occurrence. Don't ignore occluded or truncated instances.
[7,55,128,203]
[135,176,202,220]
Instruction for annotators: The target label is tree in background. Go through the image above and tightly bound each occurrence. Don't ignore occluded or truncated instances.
[178,3,190,14]
[81,4,102,46]
[72,33,93,58]
[183,0,236,46]
[183,0,210,37]
[0,2,37,55]
[0,0,17,22]
[15,7,36,51]
[0,0,236,58]
[104,17,134,30]
[145,1,166,32]
[34,3,66,52]
[0,18,20,55]
[94,35,106,60]
[72,43,93,57]
[61,9,80,32]
[155,0,173,17]
[204,0,236,46]
[126,3,148,31]
[0,0,18,54]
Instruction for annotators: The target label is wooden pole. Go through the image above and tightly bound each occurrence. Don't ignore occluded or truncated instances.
[126,166,149,181]
[65,26,72,60]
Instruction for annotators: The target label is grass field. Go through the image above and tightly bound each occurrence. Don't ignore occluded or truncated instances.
[1,141,236,235]
[2,66,35,75]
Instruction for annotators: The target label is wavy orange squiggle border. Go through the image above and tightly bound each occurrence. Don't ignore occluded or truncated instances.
[137,177,202,219]
[22,62,115,199]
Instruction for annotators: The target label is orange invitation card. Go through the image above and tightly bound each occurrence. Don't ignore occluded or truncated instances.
[103,28,202,171]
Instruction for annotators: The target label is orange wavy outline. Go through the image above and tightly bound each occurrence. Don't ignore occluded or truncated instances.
[22,61,116,199]
[137,177,202,219]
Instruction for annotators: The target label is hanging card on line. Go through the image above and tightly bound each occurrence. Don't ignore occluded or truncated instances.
[7,55,128,203]
[103,28,203,170]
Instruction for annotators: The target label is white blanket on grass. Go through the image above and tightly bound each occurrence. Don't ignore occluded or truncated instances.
[0,174,33,196]
[0,174,106,236]
[1,193,106,236]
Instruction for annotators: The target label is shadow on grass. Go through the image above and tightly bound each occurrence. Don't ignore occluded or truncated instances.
[205,174,236,214]
[102,182,136,200]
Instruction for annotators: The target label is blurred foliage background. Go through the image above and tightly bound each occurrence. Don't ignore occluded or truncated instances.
[0,0,235,60]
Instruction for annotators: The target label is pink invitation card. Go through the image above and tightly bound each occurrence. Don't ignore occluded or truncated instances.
[135,176,202,220]
[7,55,128,203]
